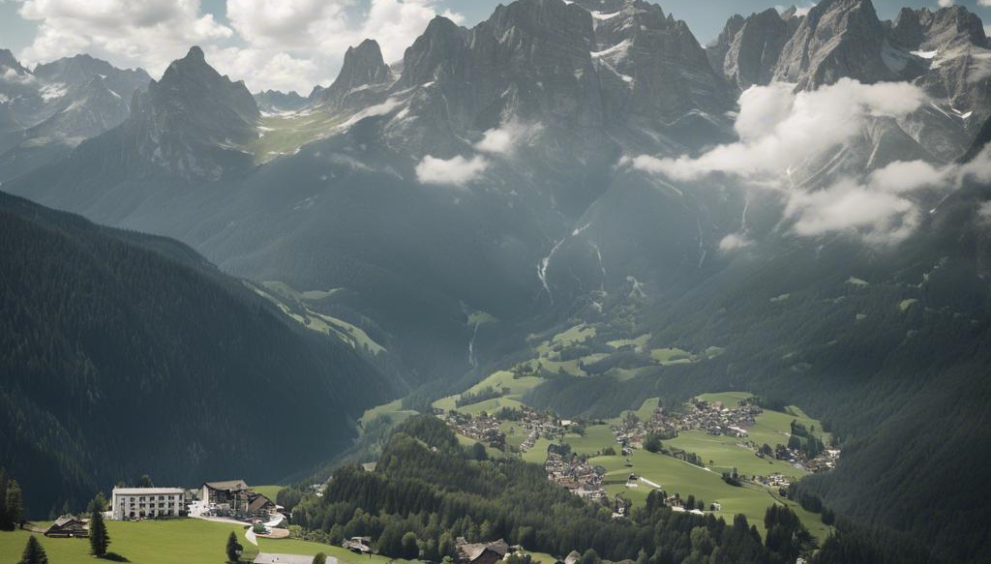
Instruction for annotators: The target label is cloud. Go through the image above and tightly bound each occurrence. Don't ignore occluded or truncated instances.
[17,0,232,75]
[718,233,754,252]
[416,119,540,186]
[777,4,816,17]
[415,155,488,187]
[475,120,541,156]
[632,79,927,183]
[937,0,954,7]
[629,80,991,246]
[979,201,991,225]
[13,0,463,93]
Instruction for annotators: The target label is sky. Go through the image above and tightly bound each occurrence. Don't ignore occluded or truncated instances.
[0,0,989,93]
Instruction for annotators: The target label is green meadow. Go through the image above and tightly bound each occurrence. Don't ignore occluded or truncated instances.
[0,519,424,564]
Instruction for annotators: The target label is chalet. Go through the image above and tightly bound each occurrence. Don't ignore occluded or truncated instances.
[44,515,88,537]
[202,480,252,513]
[247,492,276,518]
[343,536,372,554]
[455,538,509,564]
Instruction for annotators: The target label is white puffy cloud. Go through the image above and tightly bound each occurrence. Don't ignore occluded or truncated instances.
[632,79,927,182]
[785,175,919,246]
[415,155,488,187]
[718,233,754,252]
[12,0,463,93]
[416,120,539,186]
[631,79,951,246]
[937,0,954,7]
[475,120,542,156]
[16,0,232,75]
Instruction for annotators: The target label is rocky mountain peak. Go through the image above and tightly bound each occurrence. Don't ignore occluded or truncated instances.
[0,49,28,75]
[314,39,393,111]
[892,5,988,51]
[125,46,259,180]
[774,0,896,89]
[397,16,468,88]
[712,8,791,88]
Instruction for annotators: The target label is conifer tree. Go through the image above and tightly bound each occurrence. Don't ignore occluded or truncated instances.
[0,468,8,529]
[89,502,110,557]
[18,535,48,564]
[226,531,243,563]
[6,480,24,529]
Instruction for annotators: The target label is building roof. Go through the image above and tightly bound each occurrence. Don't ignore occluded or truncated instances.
[254,553,333,564]
[204,479,251,492]
[458,539,509,562]
[112,487,185,495]
[48,515,86,529]
[248,494,274,513]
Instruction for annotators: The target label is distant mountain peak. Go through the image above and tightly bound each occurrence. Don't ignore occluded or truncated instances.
[313,39,393,111]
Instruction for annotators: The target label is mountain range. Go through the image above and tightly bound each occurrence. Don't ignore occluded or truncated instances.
[1,0,990,560]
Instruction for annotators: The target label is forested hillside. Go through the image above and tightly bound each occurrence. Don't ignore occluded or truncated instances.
[0,193,398,516]
[284,416,932,564]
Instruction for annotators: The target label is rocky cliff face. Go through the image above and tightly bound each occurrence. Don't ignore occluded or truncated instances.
[717,9,793,88]
[890,6,991,128]
[774,0,900,88]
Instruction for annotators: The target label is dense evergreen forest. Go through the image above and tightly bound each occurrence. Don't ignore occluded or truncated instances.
[281,417,935,564]
[0,193,399,516]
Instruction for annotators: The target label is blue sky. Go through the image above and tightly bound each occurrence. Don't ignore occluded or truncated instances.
[1,0,988,92]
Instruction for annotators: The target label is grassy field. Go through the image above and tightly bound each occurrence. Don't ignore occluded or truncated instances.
[593,450,830,539]
[252,486,285,502]
[606,334,651,351]
[251,282,386,355]
[0,519,258,564]
[561,425,616,457]
[433,370,544,413]
[360,399,418,430]
[248,110,345,165]
[0,519,425,564]
[649,348,693,365]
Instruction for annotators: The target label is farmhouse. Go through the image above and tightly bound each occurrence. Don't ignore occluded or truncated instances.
[44,515,88,537]
[112,487,186,520]
[343,536,372,554]
[455,538,509,564]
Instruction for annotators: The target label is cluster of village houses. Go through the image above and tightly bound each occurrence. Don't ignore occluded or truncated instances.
[544,452,606,503]
[441,406,567,455]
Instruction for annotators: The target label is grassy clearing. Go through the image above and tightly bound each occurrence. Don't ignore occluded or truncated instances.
[562,425,616,457]
[360,400,418,430]
[432,371,544,413]
[899,298,919,311]
[606,334,651,352]
[456,434,507,459]
[594,451,830,540]
[0,519,258,564]
[664,431,804,478]
[649,348,693,365]
[249,110,345,165]
[251,282,386,355]
[253,486,284,502]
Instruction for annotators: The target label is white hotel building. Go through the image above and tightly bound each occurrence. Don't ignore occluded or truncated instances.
[111,487,186,520]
